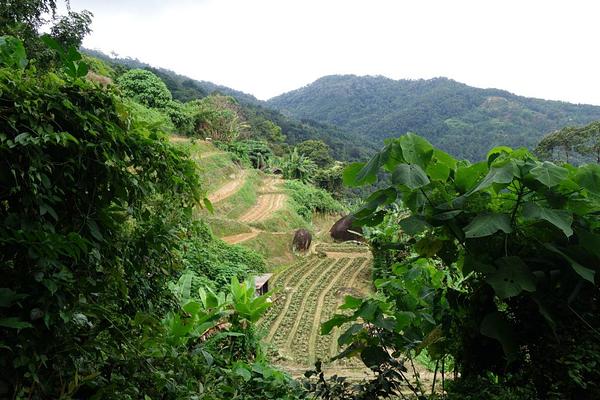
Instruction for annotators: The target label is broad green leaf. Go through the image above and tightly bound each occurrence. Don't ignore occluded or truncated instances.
[399,215,430,235]
[321,314,350,335]
[431,210,463,221]
[578,229,600,259]
[545,244,596,283]
[0,317,33,329]
[233,364,252,381]
[486,146,513,166]
[343,162,375,187]
[529,161,569,188]
[203,197,214,213]
[469,161,517,194]
[485,256,536,298]
[454,162,488,193]
[360,346,389,369]
[464,213,512,238]
[415,237,443,257]
[382,140,404,170]
[340,295,362,309]
[392,163,430,189]
[426,161,451,181]
[522,202,573,237]
[574,164,600,195]
[182,301,201,315]
[87,220,103,241]
[480,311,517,357]
[399,133,434,169]
[0,288,27,308]
[338,323,363,346]
[354,187,397,218]
[433,148,457,170]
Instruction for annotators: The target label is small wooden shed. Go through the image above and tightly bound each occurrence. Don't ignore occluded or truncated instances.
[254,273,273,296]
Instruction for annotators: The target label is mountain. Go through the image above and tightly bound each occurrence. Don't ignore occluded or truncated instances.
[267,75,600,161]
[83,50,374,161]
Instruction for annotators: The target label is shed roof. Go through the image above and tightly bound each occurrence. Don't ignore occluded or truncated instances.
[254,273,273,289]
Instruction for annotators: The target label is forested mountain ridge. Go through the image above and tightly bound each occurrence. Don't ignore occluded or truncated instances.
[83,49,375,160]
[267,74,600,160]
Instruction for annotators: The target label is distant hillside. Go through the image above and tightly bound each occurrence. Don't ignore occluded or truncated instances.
[267,75,600,160]
[83,50,373,161]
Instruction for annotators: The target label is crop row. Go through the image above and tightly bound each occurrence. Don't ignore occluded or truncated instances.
[306,257,367,364]
[287,257,370,365]
[315,243,370,253]
[313,257,370,365]
[271,258,343,352]
[267,258,338,345]
[259,258,326,330]
[260,253,373,368]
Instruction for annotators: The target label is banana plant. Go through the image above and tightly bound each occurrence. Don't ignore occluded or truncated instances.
[164,273,272,345]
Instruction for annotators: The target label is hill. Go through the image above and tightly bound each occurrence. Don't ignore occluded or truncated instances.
[83,50,374,161]
[267,75,600,160]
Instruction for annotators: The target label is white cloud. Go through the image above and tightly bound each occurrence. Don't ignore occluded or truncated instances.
[73,0,600,104]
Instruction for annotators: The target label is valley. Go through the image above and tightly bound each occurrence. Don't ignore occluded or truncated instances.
[174,136,376,377]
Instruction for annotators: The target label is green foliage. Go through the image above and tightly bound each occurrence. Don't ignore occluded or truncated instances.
[285,180,344,222]
[0,35,28,68]
[536,120,600,164]
[268,74,600,161]
[164,99,194,134]
[117,68,173,108]
[280,148,318,183]
[41,34,88,77]
[326,133,600,398]
[218,139,274,169]
[180,221,266,287]
[49,9,92,48]
[122,97,175,134]
[187,94,246,142]
[296,139,334,168]
[0,65,205,397]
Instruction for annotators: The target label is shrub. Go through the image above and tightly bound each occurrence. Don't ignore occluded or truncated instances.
[0,66,201,397]
[285,180,344,222]
[116,68,173,108]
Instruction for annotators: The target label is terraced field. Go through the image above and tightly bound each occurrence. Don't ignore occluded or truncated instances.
[260,243,372,373]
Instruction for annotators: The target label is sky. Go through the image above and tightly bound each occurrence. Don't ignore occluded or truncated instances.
[68,0,600,104]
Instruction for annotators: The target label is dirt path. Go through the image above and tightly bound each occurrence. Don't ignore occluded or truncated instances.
[238,178,286,223]
[221,229,260,244]
[207,171,246,204]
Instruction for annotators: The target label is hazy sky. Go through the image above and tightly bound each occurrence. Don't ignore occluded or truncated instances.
[69,0,600,104]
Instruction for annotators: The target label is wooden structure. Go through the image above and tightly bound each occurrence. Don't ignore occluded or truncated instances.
[254,273,273,296]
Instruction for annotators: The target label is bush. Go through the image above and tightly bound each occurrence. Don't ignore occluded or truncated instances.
[180,221,266,287]
[284,180,344,222]
[116,68,173,108]
[217,139,274,169]
[0,66,201,397]
[164,99,194,134]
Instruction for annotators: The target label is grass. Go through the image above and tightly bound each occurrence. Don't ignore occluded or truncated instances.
[249,206,309,233]
[171,138,241,193]
[243,232,296,268]
[204,216,252,237]
[218,170,261,219]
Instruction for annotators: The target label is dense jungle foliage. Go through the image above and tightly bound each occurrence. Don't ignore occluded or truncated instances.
[318,133,600,399]
[536,120,600,165]
[267,74,600,161]
[0,4,303,398]
[82,49,374,162]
